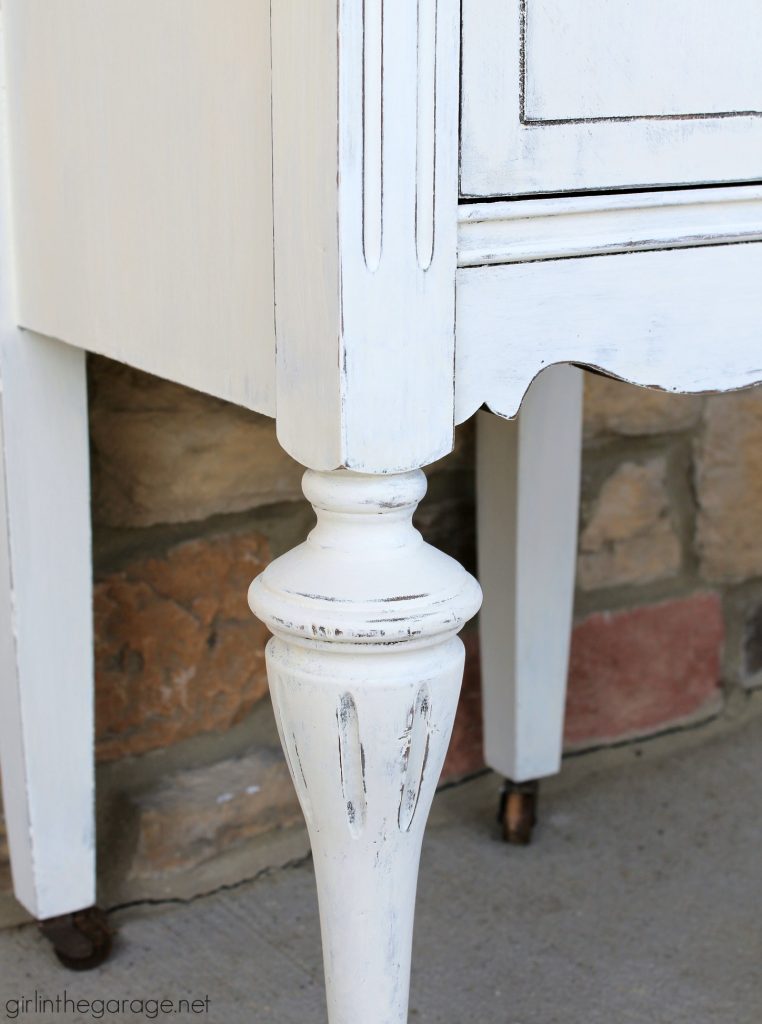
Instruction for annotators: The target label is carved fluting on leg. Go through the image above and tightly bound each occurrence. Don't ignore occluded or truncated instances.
[249,469,481,1024]
[265,642,464,1023]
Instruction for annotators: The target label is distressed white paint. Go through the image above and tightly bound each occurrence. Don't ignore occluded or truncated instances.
[461,0,762,195]
[0,20,94,919]
[2,7,762,1015]
[1,0,275,414]
[457,185,762,267]
[525,0,761,120]
[249,470,481,1023]
[455,243,762,424]
[477,368,583,782]
[270,1,461,471]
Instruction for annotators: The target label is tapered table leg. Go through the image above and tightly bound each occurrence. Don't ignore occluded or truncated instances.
[250,468,481,1024]
[477,365,583,842]
[0,332,108,965]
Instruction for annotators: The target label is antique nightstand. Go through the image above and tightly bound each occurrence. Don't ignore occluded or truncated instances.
[0,1,760,1017]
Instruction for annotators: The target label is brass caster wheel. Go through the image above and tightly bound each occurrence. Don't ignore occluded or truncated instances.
[498,779,539,845]
[39,906,113,970]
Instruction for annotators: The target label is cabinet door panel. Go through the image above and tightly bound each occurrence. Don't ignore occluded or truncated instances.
[462,0,762,197]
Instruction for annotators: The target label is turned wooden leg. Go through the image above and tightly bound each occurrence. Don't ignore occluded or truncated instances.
[249,469,481,1024]
[476,365,583,843]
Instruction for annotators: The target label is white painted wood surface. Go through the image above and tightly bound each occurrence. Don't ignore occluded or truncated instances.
[455,243,762,424]
[458,185,762,267]
[249,469,481,1024]
[0,25,94,918]
[1,0,275,415]
[461,0,762,196]
[0,338,94,922]
[270,0,461,472]
[477,368,583,782]
[525,0,761,120]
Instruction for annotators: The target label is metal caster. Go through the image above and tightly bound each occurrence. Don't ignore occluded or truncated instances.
[498,779,539,845]
[39,906,113,970]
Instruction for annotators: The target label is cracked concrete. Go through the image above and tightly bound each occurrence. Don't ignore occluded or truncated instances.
[1,700,761,1023]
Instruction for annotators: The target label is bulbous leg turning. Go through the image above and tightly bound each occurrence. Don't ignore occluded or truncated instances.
[249,468,481,1024]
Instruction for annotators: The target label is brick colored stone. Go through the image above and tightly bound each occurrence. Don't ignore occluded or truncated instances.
[89,356,303,528]
[564,593,724,749]
[578,458,681,590]
[694,389,762,583]
[95,530,272,761]
[128,746,302,880]
[442,629,484,781]
[583,373,703,440]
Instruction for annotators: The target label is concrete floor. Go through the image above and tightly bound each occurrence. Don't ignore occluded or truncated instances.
[2,708,761,1024]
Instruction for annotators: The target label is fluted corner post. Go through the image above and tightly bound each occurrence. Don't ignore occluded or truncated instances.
[270,0,461,473]
[249,468,481,1024]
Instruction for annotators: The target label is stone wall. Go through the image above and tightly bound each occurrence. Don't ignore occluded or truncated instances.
[1,357,761,914]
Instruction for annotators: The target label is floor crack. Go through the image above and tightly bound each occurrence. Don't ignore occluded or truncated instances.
[104,851,314,916]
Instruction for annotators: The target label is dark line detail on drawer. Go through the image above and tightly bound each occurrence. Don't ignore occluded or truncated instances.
[458,237,762,271]
[457,179,762,204]
[522,110,762,127]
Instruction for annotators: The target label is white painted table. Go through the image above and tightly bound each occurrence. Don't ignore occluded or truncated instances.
[0,0,760,1014]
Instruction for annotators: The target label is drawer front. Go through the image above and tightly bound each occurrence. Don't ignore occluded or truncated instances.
[461,0,762,197]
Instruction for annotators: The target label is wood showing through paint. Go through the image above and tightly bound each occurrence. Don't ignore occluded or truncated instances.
[337,693,367,838]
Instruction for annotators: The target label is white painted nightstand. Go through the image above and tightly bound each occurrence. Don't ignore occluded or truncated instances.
[0,0,760,1015]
